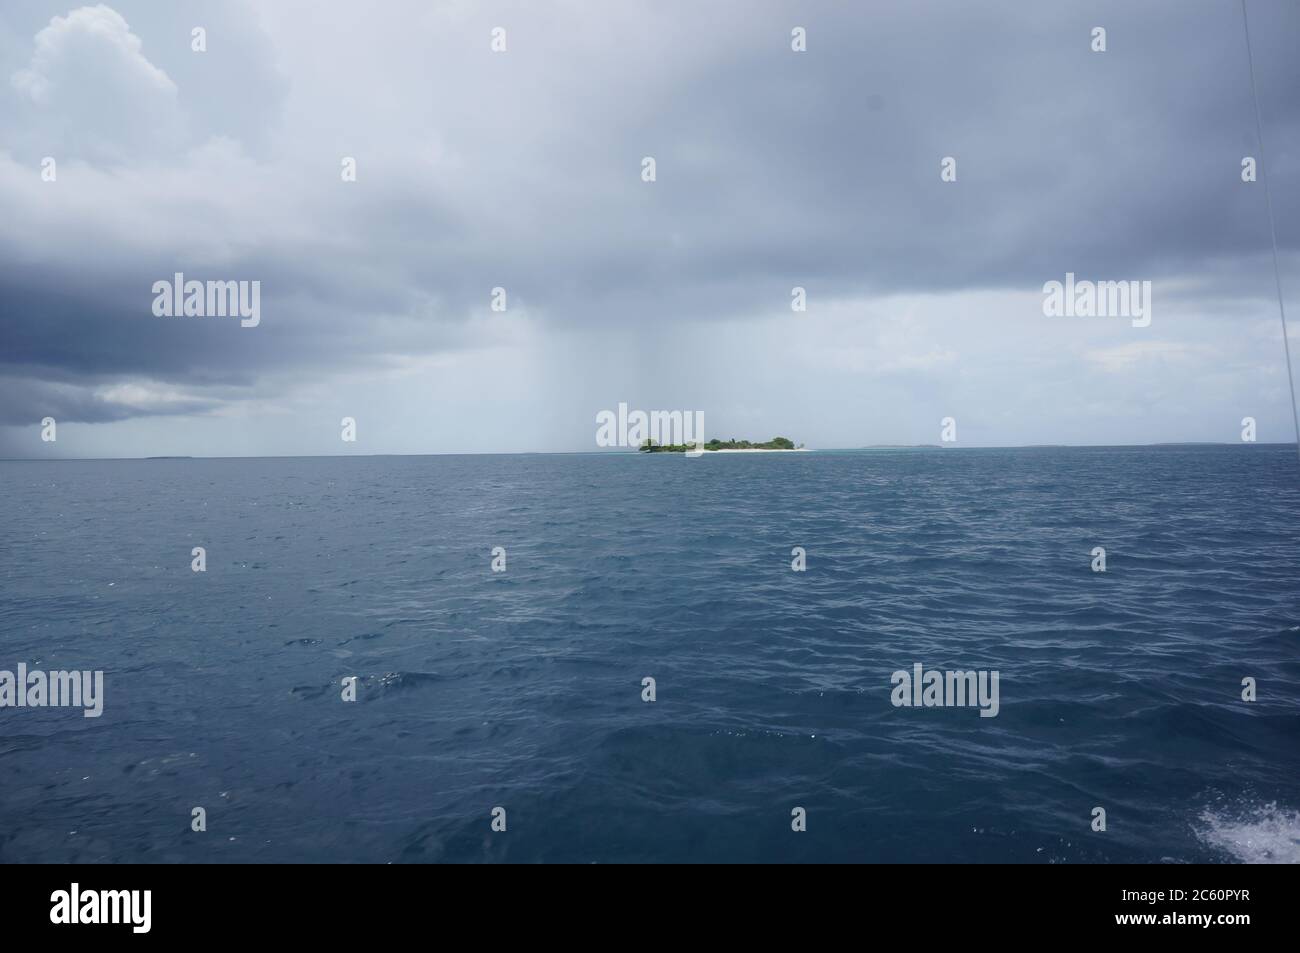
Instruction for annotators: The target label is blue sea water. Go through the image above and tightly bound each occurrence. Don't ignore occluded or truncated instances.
[1,445,1298,864]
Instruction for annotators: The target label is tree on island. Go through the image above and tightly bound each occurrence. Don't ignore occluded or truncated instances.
[638,436,799,453]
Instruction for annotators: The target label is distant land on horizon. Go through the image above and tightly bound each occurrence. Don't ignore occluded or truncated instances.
[640,436,802,453]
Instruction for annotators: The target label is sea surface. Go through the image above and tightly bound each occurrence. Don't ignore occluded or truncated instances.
[1,446,1298,863]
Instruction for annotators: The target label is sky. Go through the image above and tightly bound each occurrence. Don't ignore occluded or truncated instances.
[1,0,1298,457]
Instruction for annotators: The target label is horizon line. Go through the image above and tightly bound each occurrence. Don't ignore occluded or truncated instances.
[2,441,1297,462]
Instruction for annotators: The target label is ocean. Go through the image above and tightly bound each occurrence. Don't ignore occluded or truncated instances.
[1,445,1297,863]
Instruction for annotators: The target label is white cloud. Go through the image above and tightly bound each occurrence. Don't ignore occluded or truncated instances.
[10,5,181,163]
[1082,341,1207,373]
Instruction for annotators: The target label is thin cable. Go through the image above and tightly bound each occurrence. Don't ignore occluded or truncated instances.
[1241,0,1300,463]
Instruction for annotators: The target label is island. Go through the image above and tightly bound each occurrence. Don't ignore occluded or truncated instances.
[639,437,806,453]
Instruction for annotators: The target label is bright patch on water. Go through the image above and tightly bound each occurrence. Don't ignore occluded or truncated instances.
[1197,802,1300,864]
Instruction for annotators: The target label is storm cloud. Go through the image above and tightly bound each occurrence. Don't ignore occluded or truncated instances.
[0,0,1297,456]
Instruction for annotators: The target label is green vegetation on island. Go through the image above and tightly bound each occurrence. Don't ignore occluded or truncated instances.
[639,436,800,452]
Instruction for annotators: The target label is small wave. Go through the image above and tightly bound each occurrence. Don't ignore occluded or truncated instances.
[1196,802,1300,863]
[290,671,444,702]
